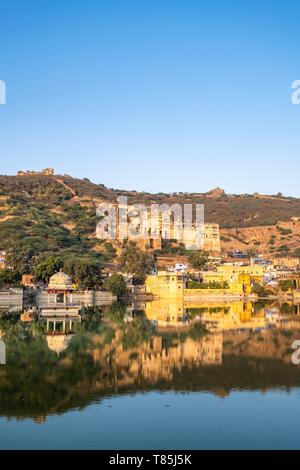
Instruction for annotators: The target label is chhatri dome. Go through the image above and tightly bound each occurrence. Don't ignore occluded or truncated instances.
[48,269,73,290]
[46,335,73,355]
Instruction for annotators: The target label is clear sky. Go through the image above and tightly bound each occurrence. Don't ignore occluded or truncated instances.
[0,0,300,195]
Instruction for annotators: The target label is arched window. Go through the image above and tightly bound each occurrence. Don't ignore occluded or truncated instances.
[56,292,64,303]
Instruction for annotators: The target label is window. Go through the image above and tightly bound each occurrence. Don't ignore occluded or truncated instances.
[56,293,64,303]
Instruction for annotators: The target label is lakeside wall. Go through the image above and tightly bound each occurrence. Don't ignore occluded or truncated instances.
[0,288,23,310]
[35,290,117,308]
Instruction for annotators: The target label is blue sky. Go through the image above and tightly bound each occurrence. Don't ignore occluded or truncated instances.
[0,0,300,195]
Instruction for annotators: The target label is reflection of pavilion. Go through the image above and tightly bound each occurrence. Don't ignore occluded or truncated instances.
[45,317,81,355]
[40,271,81,354]
[40,270,81,318]
[46,317,80,334]
[46,334,73,355]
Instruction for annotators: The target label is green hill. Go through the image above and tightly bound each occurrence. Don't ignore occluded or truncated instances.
[1,172,300,274]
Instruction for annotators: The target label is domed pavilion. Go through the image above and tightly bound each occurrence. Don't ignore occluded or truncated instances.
[40,270,81,319]
[47,270,74,305]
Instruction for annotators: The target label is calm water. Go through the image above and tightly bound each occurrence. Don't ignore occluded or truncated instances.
[1,300,300,449]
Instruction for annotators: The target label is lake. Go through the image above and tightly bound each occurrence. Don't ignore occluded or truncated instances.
[1,300,300,449]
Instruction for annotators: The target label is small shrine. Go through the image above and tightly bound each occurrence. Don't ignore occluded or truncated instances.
[47,270,74,305]
[40,270,81,318]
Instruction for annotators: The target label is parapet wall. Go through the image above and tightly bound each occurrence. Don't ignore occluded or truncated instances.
[0,288,23,310]
[35,290,117,308]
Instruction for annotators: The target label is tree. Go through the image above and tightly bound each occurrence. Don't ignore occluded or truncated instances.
[5,245,36,275]
[106,301,127,324]
[188,322,207,340]
[252,284,274,297]
[103,242,117,260]
[62,256,102,289]
[0,268,21,288]
[34,256,63,284]
[119,241,154,282]
[188,279,229,289]
[121,315,153,350]
[188,251,208,270]
[34,254,103,289]
[80,307,104,331]
[104,274,127,297]
[278,279,295,292]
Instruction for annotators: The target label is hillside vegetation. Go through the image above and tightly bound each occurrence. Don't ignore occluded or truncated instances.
[1,173,300,274]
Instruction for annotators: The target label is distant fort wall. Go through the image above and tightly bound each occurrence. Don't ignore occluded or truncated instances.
[17,168,55,176]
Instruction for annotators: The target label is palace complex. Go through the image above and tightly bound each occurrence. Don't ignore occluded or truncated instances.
[97,201,221,253]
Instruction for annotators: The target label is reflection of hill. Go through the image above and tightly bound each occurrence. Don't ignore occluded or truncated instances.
[1,319,300,421]
[170,355,300,395]
[223,328,300,363]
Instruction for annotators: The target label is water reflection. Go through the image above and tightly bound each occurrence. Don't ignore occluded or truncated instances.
[0,300,300,422]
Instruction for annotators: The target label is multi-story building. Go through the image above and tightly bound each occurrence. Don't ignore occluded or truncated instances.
[97,202,221,253]
[145,270,252,299]
[216,265,264,285]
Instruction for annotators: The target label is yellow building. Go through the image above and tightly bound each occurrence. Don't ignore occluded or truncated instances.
[201,271,226,284]
[216,265,264,285]
[145,270,252,299]
[145,271,187,298]
[203,223,221,252]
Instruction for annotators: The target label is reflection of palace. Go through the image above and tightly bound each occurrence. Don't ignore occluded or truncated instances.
[97,200,221,252]
[46,317,81,355]
[3,299,300,421]
[92,331,223,386]
[134,334,223,381]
